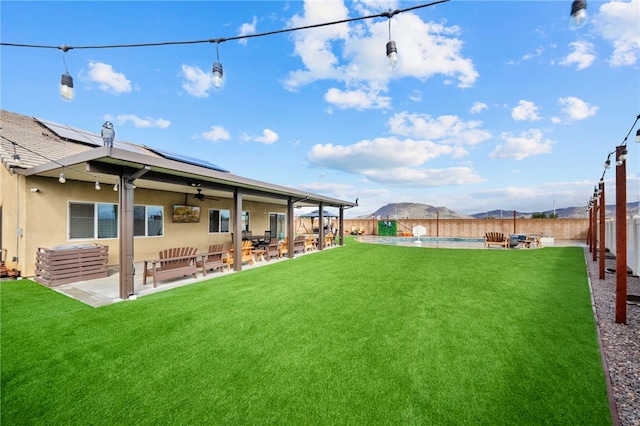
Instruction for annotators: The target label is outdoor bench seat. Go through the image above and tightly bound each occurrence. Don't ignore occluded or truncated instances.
[293,236,306,254]
[484,232,510,249]
[196,244,225,276]
[143,247,198,288]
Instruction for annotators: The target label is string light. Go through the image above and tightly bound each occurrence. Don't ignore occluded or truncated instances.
[212,42,224,89]
[1,1,450,93]
[569,0,588,30]
[384,11,400,71]
[60,46,74,100]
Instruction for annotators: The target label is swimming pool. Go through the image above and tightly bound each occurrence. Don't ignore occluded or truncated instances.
[357,235,485,249]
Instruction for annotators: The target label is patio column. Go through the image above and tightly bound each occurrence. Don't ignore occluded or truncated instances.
[318,203,324,250]
[287,198,294,258]
[339,208,344,246]
[233,188,243,272]
[118,175,135,300]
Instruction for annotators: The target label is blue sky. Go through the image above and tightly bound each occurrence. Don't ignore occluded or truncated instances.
[2,0,639,218]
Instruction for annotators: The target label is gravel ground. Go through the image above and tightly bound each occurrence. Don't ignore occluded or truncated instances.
[585,248,640,426]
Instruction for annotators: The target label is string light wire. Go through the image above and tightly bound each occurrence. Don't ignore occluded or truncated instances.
[0,0,449,52]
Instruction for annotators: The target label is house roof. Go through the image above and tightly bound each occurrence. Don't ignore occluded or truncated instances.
[0,110,357,209]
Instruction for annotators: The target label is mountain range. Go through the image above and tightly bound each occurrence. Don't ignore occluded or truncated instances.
[359,202,640,220]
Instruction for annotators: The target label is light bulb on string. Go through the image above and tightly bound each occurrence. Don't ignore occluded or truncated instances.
[60,47,74,100]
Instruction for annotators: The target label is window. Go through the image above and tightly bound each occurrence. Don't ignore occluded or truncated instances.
[134,205,164,237]
[69,202,118,240]
[209,209,230,233]
[69,202,163,240]
[69,203,95,239]
[269,213,286,239]
[241,211,250,231]
[97,204,118,238]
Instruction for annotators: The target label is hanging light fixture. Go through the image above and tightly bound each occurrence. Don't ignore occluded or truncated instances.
[59,46,74,100]
[11,142,21,166]
[95,181,101,190]
[569,0,588,30]
[616,148,628,166]
[58,170,66,183]
[212,41,224,89]
[385,12,400,71]
[113,182,119,191]
[604,152,613,169]
[636,128,640,143]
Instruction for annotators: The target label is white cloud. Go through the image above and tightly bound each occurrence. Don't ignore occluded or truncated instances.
[306,135,484,187]
[470,101,488,114]
[521,47,544,61]
[254,129,279,144]
[86,62,132,94]
[557,96,598,120]
[115,114,170,129]
[593,0,640,66]
[180,64,216,98]
[408,90,422,102]
[237,16,258,46]
[363,166,485,187]
[324,86,391,109]
[511,100,542,121]
[490,129,554,160]
[387,112,492,145]
[307,137,454,173]
[560,41,596,70]
[284,0,478,96]
[201,125,231,142]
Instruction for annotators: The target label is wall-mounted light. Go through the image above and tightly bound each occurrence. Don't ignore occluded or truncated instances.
[30,188,40,193]
[569,0,587,30]
[58,170,66,183]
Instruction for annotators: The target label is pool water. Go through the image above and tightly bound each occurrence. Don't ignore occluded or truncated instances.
[357,236,485,249]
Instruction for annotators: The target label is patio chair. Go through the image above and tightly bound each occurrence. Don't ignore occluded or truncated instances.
[484,232,510,249]
[304,235,316,252]
[278,239,288,258]
[196,244,225,276]
[223,240,255,270]
[143,247,198,288]
[265,238,280,260]
[293,235,306,254]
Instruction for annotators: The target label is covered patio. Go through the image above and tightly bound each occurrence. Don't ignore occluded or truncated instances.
[1,110,357,300]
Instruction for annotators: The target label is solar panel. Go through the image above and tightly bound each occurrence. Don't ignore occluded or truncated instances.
[36,117,148,154]
[146,147,229,173]
[37,118,102,146]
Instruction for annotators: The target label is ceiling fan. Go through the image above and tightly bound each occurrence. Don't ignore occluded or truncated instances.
[185,188,219,203]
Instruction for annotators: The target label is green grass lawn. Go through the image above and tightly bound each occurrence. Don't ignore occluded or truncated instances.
[1,239,611,425]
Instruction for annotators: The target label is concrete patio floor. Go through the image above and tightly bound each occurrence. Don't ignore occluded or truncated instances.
[50,252,303,308]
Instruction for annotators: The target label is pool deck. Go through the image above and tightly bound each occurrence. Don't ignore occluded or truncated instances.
[357,235,585,249]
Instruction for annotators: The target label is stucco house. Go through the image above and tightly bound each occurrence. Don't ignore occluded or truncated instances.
[0,109,357,298]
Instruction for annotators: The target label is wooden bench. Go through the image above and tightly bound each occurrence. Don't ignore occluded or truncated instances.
[196,244,225,276]
[222,240,255,270]
[293,235,306,254]
[143,247,198,288]
[484,232,510,249]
